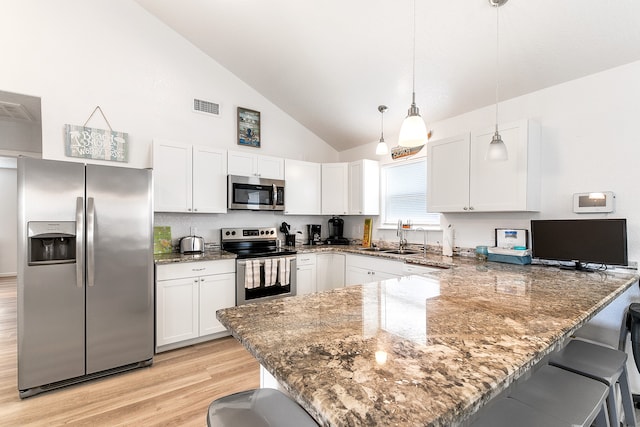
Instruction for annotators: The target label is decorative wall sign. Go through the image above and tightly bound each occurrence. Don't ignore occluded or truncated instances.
[237,107,261,148]
[64,106,128,162]
[64,124,128,162]
[390,144,424,160]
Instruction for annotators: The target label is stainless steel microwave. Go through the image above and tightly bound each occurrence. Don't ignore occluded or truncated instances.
[228,175,285,211]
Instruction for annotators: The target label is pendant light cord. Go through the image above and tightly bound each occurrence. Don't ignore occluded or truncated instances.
[412,0,416,97]
[494,2,500,132]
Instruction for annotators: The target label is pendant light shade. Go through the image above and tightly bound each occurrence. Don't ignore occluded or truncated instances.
[486,0,508,161]
[398,106,428,147]
[486,128,508,161]
[398,0,427,148]
[375,105,389,155]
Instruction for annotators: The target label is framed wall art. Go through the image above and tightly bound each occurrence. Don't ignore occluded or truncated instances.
[237,107,261,148]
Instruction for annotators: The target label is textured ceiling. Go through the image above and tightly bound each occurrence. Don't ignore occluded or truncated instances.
[135,0,640,152]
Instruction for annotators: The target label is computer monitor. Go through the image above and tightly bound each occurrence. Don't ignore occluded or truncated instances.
[530,219,628,270]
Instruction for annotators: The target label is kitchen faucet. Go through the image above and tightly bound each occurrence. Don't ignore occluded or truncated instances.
[414,227,428,257]
[397,220,407,251]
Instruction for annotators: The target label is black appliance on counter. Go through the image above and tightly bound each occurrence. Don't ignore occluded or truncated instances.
[325,216,349,245]
[306,224,322,245]
[221,227,297,305]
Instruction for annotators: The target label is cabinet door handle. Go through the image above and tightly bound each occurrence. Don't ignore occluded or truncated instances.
[463,206,468,211]
[469,206,474,210]
[187,208,192,211]
[192,267,206,272]
[194,208,198,212]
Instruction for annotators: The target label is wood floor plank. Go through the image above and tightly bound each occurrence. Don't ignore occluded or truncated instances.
[0,277,260,426]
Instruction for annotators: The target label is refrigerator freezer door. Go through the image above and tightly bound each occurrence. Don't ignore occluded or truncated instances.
[85,165,154,374]
[17,158,86,390]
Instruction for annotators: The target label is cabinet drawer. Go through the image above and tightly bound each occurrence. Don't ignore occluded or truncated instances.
[296,254,317,266]
[346,254,403,275]
[156,259,236,281]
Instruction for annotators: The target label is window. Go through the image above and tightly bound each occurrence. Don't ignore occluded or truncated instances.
[380,158,440,227]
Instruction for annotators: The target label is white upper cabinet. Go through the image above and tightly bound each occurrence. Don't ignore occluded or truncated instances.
[192,146,227,213]
[468,120,541,212]
[228,150,284,180]
[348,159,380,215]
[153,139,192,212]
[427,119,540,213]
[321,163,349,215]
[427,134,471,213]
[284,159,321,215]
[153,140,227,213]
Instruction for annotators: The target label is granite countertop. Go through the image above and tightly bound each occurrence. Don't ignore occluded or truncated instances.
[217,261,639,426]
[293,244,456,269]
[154,243,455,269]
[154,250,236,264]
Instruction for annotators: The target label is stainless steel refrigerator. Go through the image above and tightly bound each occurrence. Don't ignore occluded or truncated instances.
[17,157,154,397]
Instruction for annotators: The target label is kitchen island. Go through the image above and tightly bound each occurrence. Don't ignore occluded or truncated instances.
[217,260,638,426]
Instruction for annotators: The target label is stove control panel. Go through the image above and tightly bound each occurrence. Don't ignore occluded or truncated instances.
[221,227,277,241]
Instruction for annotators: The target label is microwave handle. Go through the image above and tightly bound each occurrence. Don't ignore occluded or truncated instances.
[272,184,278,209]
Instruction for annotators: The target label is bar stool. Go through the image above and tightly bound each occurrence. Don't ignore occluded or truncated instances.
[509,365,610,427]
[548,339,637,427]
[206,388,318,427]
[470,397,572,427]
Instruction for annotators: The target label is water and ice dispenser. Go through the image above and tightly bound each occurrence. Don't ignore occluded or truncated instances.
[27,221,76,265]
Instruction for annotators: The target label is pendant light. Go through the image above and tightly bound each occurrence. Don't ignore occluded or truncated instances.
[398,0,427,148]
[375,105,389,155]
[486,0,508,161]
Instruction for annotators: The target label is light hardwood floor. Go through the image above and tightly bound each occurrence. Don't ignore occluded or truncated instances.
[0,276,260,426]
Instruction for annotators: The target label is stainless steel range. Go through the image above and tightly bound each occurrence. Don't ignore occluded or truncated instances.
[221,227,297,305]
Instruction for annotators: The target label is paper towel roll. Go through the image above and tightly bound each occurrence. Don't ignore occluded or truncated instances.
[443,225,453,257]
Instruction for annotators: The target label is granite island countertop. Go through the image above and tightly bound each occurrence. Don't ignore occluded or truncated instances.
[217,261,639,426]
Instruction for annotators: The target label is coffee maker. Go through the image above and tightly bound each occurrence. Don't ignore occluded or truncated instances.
[325,216,349,245]
[306,224,322,245]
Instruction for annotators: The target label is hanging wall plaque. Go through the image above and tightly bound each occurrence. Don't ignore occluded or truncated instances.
[64,106,128,162]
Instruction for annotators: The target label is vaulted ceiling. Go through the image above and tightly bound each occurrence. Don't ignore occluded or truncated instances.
[135,0,640,152]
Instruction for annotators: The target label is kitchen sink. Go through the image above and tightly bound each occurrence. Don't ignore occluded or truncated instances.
[383,249,420,255]
[357,247,391,252]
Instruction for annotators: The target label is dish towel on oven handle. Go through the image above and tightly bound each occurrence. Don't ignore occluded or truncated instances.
[252,259,261,288]
[264,259,275,287]
[244,260,254,289]
[270,258,278,285]
[283,257,293,286]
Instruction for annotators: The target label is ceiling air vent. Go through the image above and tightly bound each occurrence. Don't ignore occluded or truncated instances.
[0,100,34,122]
[193,98,221,117]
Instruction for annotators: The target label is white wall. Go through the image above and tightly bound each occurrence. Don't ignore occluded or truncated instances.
[0,0,338,168]
[341,60,640,264]
[0,166,17,276]
[0,0,343,252]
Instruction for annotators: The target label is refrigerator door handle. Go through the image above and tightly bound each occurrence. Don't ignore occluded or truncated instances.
[87,197,96,287]
[76,197,84,288]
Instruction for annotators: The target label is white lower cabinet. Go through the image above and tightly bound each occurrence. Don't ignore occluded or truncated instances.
[345,254,403,286]
[296,254,317,296]
[317,253,345,292]
[156,259,235,351]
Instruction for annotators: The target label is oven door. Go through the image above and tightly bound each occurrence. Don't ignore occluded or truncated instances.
[236,256,297,305]
[228,175,285,211]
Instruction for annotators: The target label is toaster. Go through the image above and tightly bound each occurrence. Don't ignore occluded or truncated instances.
[179,235,205,254]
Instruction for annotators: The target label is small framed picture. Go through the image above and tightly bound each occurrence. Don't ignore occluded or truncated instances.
[237,107,261,148]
